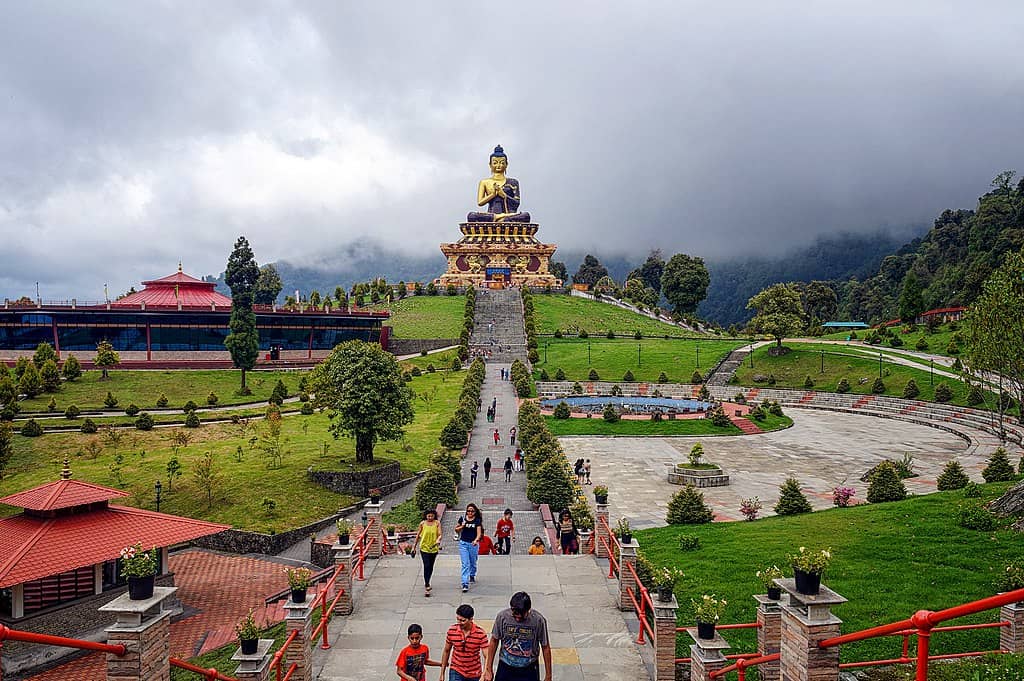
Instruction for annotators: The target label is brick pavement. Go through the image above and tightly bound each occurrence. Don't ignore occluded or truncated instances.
[27,549,297,680]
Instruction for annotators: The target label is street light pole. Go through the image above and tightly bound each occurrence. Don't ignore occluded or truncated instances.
[588,342,591,365]
[878,352,883,378]
[155,480,162,512]
[545,342,548,363]
[749,343,754,368]
[637,343,641,367]
[696,340,700,368]
[821,349,824,374]
[930,359,934,386]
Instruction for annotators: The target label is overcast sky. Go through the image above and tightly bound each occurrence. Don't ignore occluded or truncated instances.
[2,2,1023,299]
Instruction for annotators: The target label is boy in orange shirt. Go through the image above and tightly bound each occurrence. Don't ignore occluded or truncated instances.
[396,623,440,681]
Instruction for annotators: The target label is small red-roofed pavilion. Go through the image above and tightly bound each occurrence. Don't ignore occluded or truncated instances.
[112,264,232,309]
[0,460,228,621]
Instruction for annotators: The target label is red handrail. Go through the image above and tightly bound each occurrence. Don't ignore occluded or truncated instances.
[596,517,621,578]
[622,560,656,646]
[311,562,347,649]
[710,652,781,680]
[169,657,239,680]
[0,624,128,681]
[268,629,299,681]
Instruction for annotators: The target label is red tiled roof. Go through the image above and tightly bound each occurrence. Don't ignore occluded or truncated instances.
[112,269,232,308]
[0,479,128,511]
[921,306,966,316]
[0,505,229,588]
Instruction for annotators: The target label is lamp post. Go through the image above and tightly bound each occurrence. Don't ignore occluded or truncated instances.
[930,359,934,386]
[637,343,641,367]
[588,342,591,365]
[821,349,825,374]
[878,352,883,378]
[154,480,162,512]
[749,342,754,368]
[695,340,700,368]
[544,342,548,364]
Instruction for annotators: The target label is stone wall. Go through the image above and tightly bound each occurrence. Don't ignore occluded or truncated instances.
[308,460,402,497]
[0,573,175,680]
[386,338,458,357]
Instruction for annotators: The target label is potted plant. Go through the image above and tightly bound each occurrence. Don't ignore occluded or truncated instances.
[616,518,632,545]
[235,608,260,655]
[119,542,158,600]
[286,567,313,603]
[336,519,353,546]
[386,524,396,537]
[653,567,684,602]
[369,488,382,504]
[788,547,832,595]
[994,559,1024,606]
[594,485,609,504]
[692,594,727,639]
[756,565,784,600]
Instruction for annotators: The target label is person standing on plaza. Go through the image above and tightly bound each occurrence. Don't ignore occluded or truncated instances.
[491,396,497,413]
[483,591,552,681]
[503,456,513,482]
[583,459,592,485]
[509,426,516,447]
[440,604,489,681]
[411,509,442,597]
[483,457,492,482]
[455,503,483,592]
[470,461,479,489]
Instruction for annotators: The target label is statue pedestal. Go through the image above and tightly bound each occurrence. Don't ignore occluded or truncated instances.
[439,222,559,288]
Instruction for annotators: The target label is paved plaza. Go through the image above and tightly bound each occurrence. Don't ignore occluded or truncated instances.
[562,408,984,528]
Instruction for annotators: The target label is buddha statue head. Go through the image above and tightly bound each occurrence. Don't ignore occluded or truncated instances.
[489,145,508,174]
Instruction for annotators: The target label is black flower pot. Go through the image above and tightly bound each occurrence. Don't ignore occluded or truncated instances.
[339,533,350,545]
[696,621,716,640]
[291,588,307,603]
[620,533,633,545]
[240,638,258,655]
[657,586,673,603]
[793,568,821,595]
[127,575,155,601]
[767,586,782,600]
[370,495,380,504]
[387,530,395,537]
[595,494,608,505]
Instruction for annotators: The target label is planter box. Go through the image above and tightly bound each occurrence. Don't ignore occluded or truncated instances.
[668,465,730,487]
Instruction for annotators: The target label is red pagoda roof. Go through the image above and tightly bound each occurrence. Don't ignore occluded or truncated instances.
[0,478,128,511]
[113,266,232,308]
[0,505,230,588]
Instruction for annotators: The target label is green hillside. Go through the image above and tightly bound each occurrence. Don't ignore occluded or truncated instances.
[533,337,743,383]
[385,295,465,338]
[533,294,704,337]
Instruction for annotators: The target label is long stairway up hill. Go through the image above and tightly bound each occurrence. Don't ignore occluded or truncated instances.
[469,287,527,363]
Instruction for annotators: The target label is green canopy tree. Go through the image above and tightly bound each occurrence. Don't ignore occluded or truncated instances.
[309,340,415,463]
[572,254,609,287]
[253,263,283,306]
[33,342,57,368]
[94,340,120,380]
[660,253,710,314]
[628,249,666,294]
[898,270,925,323]
[224,236,261,390]
[747,283,804,350]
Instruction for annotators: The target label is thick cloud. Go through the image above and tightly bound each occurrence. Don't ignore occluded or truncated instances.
[2,1,1023,298]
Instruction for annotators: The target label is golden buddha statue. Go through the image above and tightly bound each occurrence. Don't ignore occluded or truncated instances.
[466,145,531,223]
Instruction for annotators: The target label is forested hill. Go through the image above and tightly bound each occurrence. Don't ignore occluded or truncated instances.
[834,172,1024,324]
[699,231,915,326]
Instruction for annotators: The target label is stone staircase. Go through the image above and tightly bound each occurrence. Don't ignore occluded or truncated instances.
[469,288,528,363]
[705,347,750,386]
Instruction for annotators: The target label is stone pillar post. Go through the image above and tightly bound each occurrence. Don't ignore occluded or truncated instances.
[364,502,383,559]
[653,595,679,681]
[99,586,177,681]
[685,627,730,681]
[777,579,846,681]
[1000,601,1024,653]
[579,529,592,554]
[283,598,315,681]
[754,594,783,681]
[233,639,275,681]
[333,542,355,616]
[595,503,610,558]
[617,538,638,611]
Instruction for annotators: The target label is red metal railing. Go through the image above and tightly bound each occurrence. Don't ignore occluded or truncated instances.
[351,516,379,580]
[0,624,128,681]
[596,517,620,578]
[676,622,761,666]
[268,629,299,681]
[311,562,347,650]
[169,658,239,680]
[709,652,781,680]
[622,560,656,646]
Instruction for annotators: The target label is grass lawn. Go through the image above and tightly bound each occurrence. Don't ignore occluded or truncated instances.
[533,338,745,384]
[545,413,792,436]
[170,621,289,681]
[385,295,465,338]
[636,481,1024,664]
[532,294,705,337]
[15,369,307,414]
[733,343,1014,412]
[399,349,460,371]
[822,324,961,358]
[0,371,464,532]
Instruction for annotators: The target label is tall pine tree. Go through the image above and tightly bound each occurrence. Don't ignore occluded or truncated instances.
[224,237,260,391]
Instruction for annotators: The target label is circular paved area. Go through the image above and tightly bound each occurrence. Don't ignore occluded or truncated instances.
[562,409,985,529]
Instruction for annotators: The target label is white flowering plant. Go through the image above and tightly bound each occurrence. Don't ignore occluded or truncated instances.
[119,542,158,578]
[285,567,313,590]
[692,594,727,622]
[652,566,684,590]
[788,547,832,574]
[756,565,783,589]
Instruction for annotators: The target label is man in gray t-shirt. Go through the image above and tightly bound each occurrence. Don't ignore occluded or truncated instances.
[483,591,552,681]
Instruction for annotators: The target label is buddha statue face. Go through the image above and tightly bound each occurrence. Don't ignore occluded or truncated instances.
[489,155,508,174]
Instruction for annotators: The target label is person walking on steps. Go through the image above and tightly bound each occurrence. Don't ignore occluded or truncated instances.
[482,591,552,681]
[441,604,488,681]
[495,509,515,555]
[493,428,500,446]
[509,426,516,447]
[411,509,441,597]
[470,461,479,488]
[503,456,513,482]
[483,457,492,482]
[456,504,483,592]
[556,509,580,555]
[514,448,523,471]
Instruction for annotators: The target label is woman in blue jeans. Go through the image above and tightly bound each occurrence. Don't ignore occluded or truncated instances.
[456,503,483,593]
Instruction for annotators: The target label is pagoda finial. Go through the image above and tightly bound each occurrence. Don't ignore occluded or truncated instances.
[178,261,183,272]
[60,456,72,480]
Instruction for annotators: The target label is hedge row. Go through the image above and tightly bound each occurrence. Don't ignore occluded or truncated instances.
[457,287,476,361]
[521,288,540,364]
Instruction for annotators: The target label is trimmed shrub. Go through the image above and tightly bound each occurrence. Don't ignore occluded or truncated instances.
[588,368,600,381]
[184,411,201,428]
[602,403,620,423]
[956,504,996,531]
[967,384,984,406]
[710,406,731,427]
[871,377,886,394]
[426,364,436,373]
[61,355,82,381]
[300,402,314,415]
[553,402,571,419]
[768,401,784,417]
[410,366,422,377]
[135,412,154,431]
[526,457,576,511]
[450,357,462,371]
[298,392,310,402]
[658,371,669,383]
[866,461,907,503]
[182,400,198,413]
[439,419,469,450]
[774,478,812,515]
[749,405,766,421]
[539,369,550,381]
[47,397,57,412]
[678,535,701,551]
[414,466,457,515]
[610,384,622,396]
[553,329,563,338]
[915,337,929,351]
[571,382,583,394]
[64,405,80,419]
[982,447,1015,483]
[622,370,635,382]
[124,403,140,416]
[207,392,219,405]
[555,368,566,381]
[81,418,98,433]
[156,393,169,408]
[803,375,814,389]
[431,449,462,486]
[578,329,588,339]
[606,330,616,339]
[836,378,851,394]
[903,379,920,399]
[104,391,118,408]
[962,482,982,498]
[691,370,703,384]
[934,382,953,403]
[936,460,970,491]
[21,419,43,437]
[528,348,540,364]
[40,360,61,393]
[666,485,714,524]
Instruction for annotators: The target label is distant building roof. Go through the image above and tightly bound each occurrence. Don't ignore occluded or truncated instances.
[0,478,128,512]
[113,265,232,309]
[822,321,870,329]
[920,306,967,317]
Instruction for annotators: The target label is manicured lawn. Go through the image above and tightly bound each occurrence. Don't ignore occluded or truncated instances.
[0,371,463,532]
[733,344,1013,412]
[635,481,1024,664]
[822,324,961,358]
[546,416,742,436]
[533,338,745,384]
[385,295,465,338]
[14,369,307,413]
[170,621,289,681]
[532,294,703,337]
